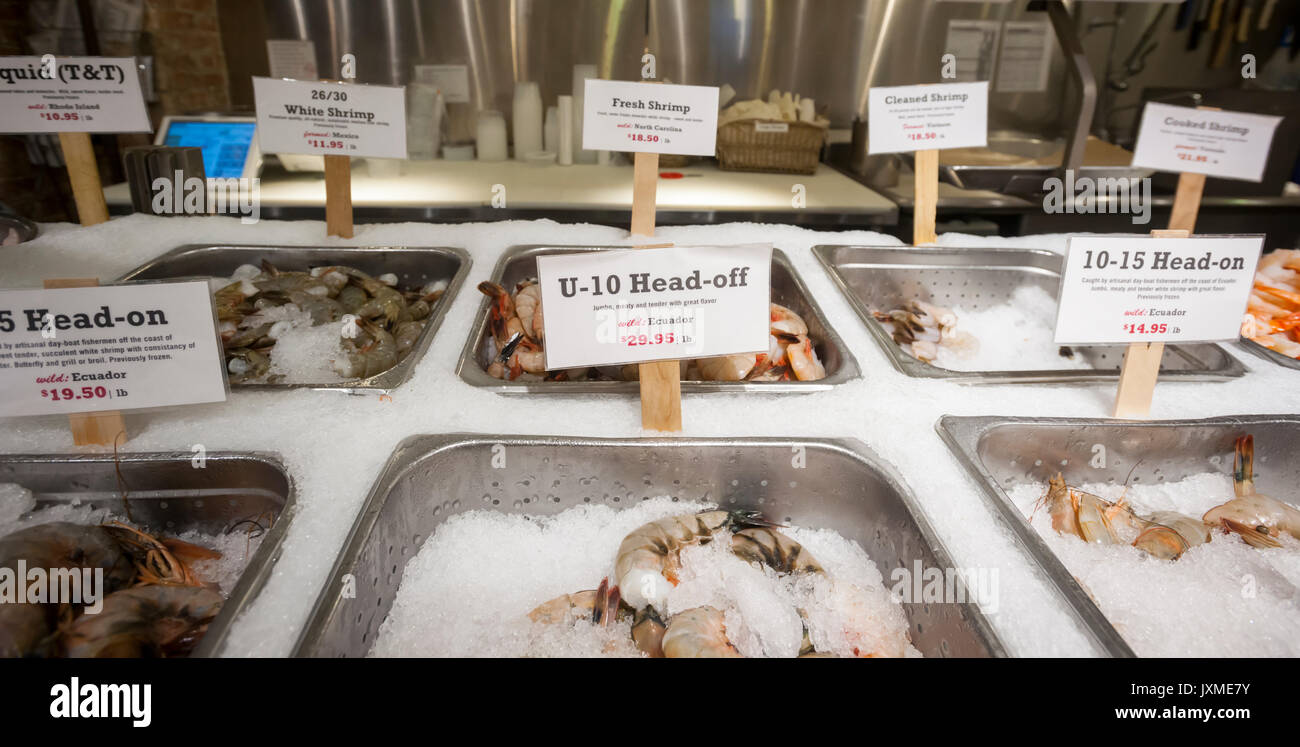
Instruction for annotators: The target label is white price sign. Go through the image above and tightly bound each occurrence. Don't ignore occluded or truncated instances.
[536,245,772,369]
[1054,235,1264,346]
[252,77,407,159]
[868,81,988,154]
[0,56,150,133]
[582,79,719,156]
[0,281,227,417]
[1132,103,1282,182]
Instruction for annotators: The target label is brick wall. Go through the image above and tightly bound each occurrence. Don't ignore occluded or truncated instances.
[145,0,231,115]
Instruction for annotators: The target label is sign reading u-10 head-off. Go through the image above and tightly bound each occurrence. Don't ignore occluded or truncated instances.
[582,79,720,156]
[536,245,771,369]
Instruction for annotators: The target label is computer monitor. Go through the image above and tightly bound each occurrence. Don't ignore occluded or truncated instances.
[155,115,261,179]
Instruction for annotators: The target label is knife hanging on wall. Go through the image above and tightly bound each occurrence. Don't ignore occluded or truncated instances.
[1176,0,1197,30]
[1189,0,1214,49]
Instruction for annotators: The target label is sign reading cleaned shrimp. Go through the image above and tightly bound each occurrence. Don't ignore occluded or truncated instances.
[1054,235,1264,346]
[536,245,772,370]
[0,281,227,417]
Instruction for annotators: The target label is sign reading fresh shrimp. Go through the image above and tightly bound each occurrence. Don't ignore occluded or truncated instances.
[536,244,772,370]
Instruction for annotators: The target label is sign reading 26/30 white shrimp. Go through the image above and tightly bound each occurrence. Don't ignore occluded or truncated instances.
[536,244,772,370]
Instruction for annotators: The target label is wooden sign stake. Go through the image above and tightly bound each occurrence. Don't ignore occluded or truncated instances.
[631,151,682,432]
[1112,228,1190,419]
[912,149,939,245]
[43,278,127,446]
[57,132,110,226]
[324,154,354,238]
[1166,106,1220,234]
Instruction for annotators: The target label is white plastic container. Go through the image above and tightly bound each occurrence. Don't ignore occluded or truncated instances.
[512,81,543,161]
[557,95,574,166]
[475,110,508,162]
[571,64,598,164]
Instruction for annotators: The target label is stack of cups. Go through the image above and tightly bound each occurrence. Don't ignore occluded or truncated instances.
[571,64,598,164]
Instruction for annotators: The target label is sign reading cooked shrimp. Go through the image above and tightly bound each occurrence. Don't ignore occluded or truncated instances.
[536,244,771,370]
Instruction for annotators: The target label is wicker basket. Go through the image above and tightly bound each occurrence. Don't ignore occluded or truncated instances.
[716,118,828,175]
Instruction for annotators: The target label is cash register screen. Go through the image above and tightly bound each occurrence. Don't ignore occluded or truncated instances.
[161,120,257,179]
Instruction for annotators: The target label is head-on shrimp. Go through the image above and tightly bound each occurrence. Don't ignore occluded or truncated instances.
[614,509,776,614]
[1203,435,1300,548]
[61,585,224,658]
[661,606,742,658]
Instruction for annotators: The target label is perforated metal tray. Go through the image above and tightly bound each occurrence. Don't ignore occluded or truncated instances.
[119,244,471,393]
[292,434,1005,658]
[456,246,860,393]
[1239,337,1300,371]
[0,451,294,657]
[814,245,1246,384]
[937,414,1300,658]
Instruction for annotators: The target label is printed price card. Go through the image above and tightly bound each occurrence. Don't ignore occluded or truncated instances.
[868,81,988,154]
[0,55,150,133]
[536,245,772,369]
[1131,103,1282,182]
[0,281,227,417]
[582,79,720,156]
[252,76,407,158]
[1054,235,1264,346]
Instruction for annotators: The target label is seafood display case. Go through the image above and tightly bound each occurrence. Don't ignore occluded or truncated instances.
[456,245,860,393]
[119,244,472,392]
[936,414,1300,658]
[1238,337,1300,371]
[0,451,295,657]
[292,434,1005,658]
[814,245,1246,384]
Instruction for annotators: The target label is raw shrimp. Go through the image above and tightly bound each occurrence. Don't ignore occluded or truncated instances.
[1132,511,1211,560]
[528,578,622,626]
[102,522,219,587]
[730,527,824,575]
[478,281,527,347]
[226,347,271,382]
[1203,435,1300,548]
[62,585,223,658]
[782,334,826,381]
[0,523,136,657]
[769,303,808,337]
[697,354,756,381]
[393,320,425,356]
[514,282,544,343]
[334,319,397,379]
[661,606,742,658]
[614,509,775,613]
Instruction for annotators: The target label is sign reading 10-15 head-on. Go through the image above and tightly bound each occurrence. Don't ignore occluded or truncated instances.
[582,79,720,156]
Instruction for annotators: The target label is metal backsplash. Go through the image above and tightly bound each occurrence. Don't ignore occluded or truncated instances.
[239,0,1074,143]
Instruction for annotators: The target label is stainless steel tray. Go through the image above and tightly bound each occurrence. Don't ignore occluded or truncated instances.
[119,244,472,392]
[814,244,1246,384]
[456,245,860,393]
[292,434,1005,658]
[936,414,1300,658]
[1238,337,1300,371]
[0,451,295,657]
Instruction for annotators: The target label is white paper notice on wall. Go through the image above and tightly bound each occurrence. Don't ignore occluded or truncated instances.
[0,56,150,134]
[0,281,228,417]
[944,20,1001,82]
[581,79,720,156]
[1054,235,1264,346]
[1131,103,1283,182]
[868,82,988,154]
[997,20,1053,93]
[252,76,407,159]
[266,40,318,81]
[536,245,772,370]
[414,64,470,103]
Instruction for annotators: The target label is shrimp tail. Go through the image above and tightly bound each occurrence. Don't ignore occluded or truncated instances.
[592,578,621,627]
[1233,435,1254,497]
[1218,517,1282,549]
[727,508,783,530]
